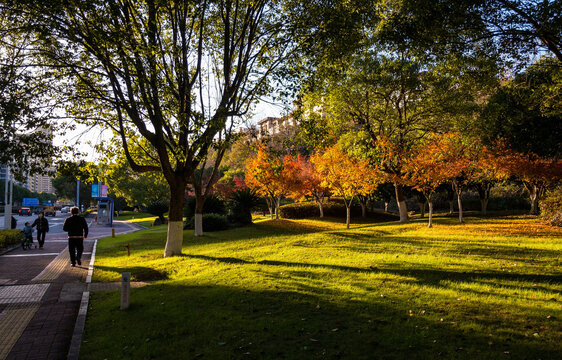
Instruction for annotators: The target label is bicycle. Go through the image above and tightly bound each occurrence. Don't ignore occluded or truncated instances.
[21,234,35,250]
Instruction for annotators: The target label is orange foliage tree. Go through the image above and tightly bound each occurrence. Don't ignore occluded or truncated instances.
[312,146,381,228]
[245,146,292,219]
[285,155,330,217]
[404,134,454,227]
[489,143,562,214]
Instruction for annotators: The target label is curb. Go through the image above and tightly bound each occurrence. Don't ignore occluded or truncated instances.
[67,221,142,360]
[67,239,97,360]
[0,244,21,256]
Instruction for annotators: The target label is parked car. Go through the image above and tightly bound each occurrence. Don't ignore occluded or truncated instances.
[60,206,70,213]
[19,208,32,216]
[44,207,56,216]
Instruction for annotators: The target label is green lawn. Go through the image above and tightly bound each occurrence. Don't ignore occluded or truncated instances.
[115,211,158,228]
[81,213,562,359]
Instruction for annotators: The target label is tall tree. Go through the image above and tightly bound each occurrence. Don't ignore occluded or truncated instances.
[0,17,59,180]
[6,0,295,256]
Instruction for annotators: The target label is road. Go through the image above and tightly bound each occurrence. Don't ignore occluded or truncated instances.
[1,211,70,234]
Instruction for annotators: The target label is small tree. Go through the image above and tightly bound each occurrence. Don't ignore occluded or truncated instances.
[245,146,289,219]
[285,155,329,218]
[146,200,169,225]
[404,134,456,227]
[312,146,381,229]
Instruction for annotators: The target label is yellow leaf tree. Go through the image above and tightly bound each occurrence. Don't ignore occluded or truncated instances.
[312,145,381,228]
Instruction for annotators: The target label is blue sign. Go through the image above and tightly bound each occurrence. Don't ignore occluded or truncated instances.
[22,198,39,207]
[92,184,99,197]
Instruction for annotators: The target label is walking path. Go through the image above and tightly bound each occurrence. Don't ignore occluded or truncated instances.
[0,220,142,360]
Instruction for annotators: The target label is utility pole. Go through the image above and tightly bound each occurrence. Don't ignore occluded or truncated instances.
[3,166,12,229]
[76,178,80,211]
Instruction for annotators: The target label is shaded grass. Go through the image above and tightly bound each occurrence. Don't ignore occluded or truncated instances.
[82,214,562,359]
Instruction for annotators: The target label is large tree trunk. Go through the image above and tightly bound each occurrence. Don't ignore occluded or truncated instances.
[360,203,367,217]
[394,183,409,223]
[317,200,324,218]
[428,201,434,228]
[164,180,186,257]
[194,195,205,237]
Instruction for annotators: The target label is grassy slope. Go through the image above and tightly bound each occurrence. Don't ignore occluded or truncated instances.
[81,214,562,360]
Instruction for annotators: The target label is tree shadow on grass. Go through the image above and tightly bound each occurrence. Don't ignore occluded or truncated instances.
[81,282,562,360]
[94,265,169,282]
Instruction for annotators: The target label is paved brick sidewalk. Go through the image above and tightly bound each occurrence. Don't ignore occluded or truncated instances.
[0,220,140,360]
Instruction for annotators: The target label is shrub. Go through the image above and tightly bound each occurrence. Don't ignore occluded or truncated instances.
[541,186,562,226]
[227,188,261,225]
[0,229,23,249]
[183,194,226,219]
[183,213,229,231]
[279,201,362,219]
[145,200,169,223]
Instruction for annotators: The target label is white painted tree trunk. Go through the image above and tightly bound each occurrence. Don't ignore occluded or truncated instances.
[194,213,203,237]
[428,202,434,228]
[164,221,184,257]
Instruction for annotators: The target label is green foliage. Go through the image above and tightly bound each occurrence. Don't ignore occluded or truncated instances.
[0,229,22,248]
[183,213,229,232]
[541,186,562,226]
[480,57,562,158]
[183,195,226,219]
[227,188,261,225]
[278,200,395,220]
[145,200,169,222]
[104,155,169,208]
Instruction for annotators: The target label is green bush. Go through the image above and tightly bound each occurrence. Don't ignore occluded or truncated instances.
[183,195,226,219]
[279,201,363,219]
[541,186,562,226]
[0,229,23,249]
[227,189,261,225]
[183,213,229,231]
[145,199,169,223]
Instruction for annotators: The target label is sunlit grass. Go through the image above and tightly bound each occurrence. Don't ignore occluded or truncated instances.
[82,214,562,359]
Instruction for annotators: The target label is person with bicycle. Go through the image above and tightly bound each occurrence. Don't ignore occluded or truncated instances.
[22,222,34,249]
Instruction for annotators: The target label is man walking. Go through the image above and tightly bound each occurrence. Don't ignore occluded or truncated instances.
[32,212,49,248]
[63,207,88,267]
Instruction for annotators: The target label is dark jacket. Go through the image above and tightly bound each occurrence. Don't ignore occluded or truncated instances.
[32,217,49,232]
[63,215,89,238]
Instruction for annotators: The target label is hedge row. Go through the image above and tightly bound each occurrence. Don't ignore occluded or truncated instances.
[183,213,230,231]
[541,187,562,226]
[0,229,22,249]
[279,201,398,221]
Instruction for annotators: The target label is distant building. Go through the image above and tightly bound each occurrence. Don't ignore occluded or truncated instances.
[257,115,297,138]
[26,170,55,194]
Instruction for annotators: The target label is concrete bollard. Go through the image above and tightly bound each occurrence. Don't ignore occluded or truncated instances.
[120,272,131,310]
